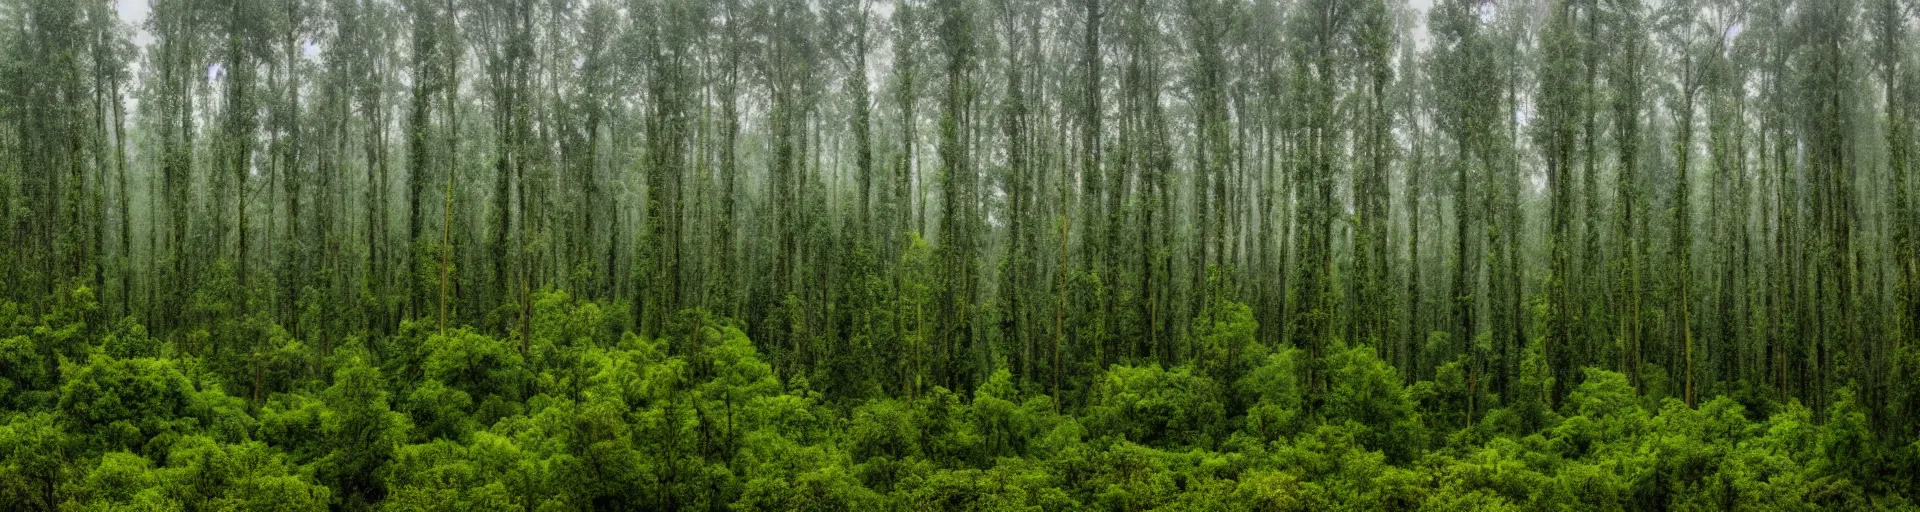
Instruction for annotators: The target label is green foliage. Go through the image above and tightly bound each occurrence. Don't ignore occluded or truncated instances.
[849,398,923,491]
[1507,337,1558,434]
[56,356,227,456]
[1812,388,1881,504]
[419,327,530,411]
[1413,351,1488,436]
[3,293,1918,510]
[0,413,67,510]
[154,437,332,510]
[382,439,522,512]
[316,359,411,508]
[1239,347,1305,442]
[0,335,56,410]
[404,379,476,442]
[735,463,881,511]
[1320,342,1423,462]
[1085,364,1225,448]
[970,368,1055,461]
[1193,298,1265,396]
[60,438,331,511]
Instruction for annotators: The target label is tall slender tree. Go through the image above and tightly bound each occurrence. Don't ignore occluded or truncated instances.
[1540,0,1582,402]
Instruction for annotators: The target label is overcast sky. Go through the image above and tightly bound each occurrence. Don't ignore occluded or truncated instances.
[114,0,150,47]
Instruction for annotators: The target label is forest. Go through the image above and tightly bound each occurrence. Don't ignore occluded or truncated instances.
[1,0,1918,508]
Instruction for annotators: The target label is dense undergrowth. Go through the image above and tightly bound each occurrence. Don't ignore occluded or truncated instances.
[3,285,1918,511]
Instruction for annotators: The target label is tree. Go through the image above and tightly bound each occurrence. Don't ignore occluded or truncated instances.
[1076,0,1106,374]
[1872,0,1918,432]
[1794,0,1860,415]
[317,359,410,508]
[1605,0,1650,389]
[1184,0,1232,312]
[405,0,454,318]
[1352,0,1396,351]
[641,0,702,336]
[933,0,978,390]
[472,0,534,334]
[1321,342,1422,462]
[1288,0,1361,397]
[0,414,68,510]
[1655,0,1714,408]
[993,0,1038,383]
[1429,0,1500,420]
[1539,0,1581,404]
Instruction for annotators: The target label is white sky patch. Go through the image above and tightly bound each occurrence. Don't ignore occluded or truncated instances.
[115,0,150,114]
[117,0,153,48]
